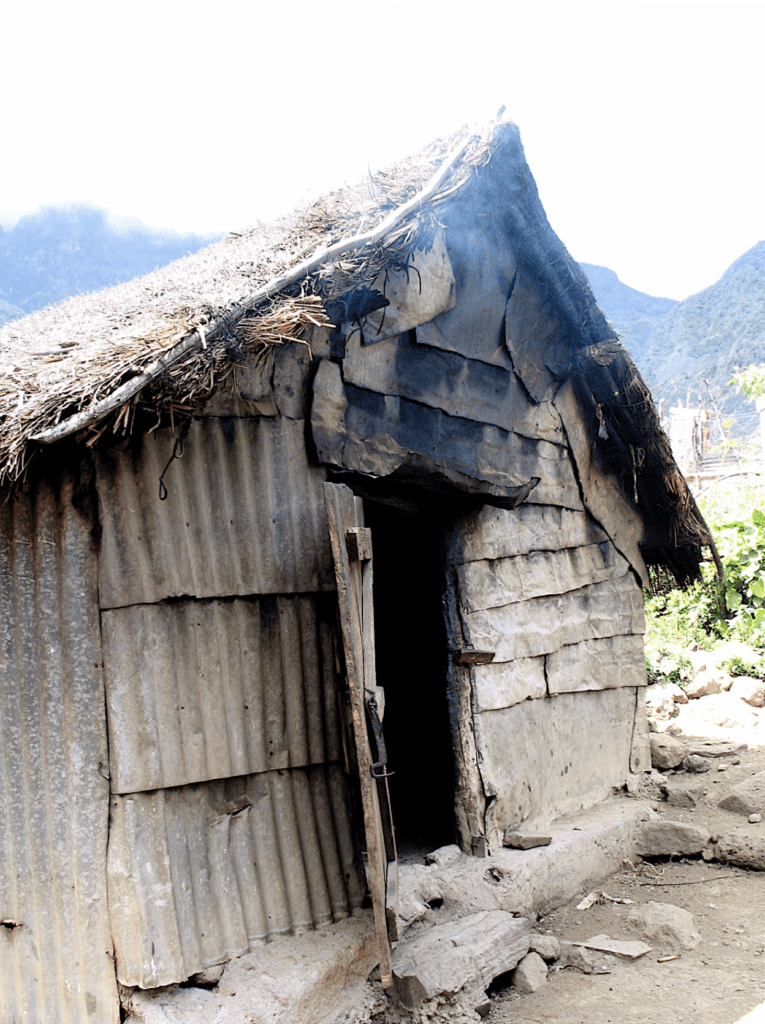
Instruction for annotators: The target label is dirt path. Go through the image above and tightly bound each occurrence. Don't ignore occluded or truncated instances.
[485,739,765,1024]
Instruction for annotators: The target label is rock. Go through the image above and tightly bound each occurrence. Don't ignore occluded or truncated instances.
[636,820,710,857]
[390,910,531,1008]
[716,831,765,870]
[750,813,762,823]
[512,952,548,993]
[685,670,727,699]
[625,902,701,950]
[729,676,765,708]
[683,753,711,773]
[646,685,676,720]
[668,682,688,705]
[424,844,464,868]
[664,779,706,808]
[529,933,561,961]
[718,771,765,817]
[650,733,688,770]
[687,741,747,758]
[189,964,225,986]
[718,763,729,771]
[679,693,759,730]
[556,941,608,974]
[503,832,552,850]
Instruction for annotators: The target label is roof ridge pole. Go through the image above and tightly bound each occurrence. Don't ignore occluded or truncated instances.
[32,131,480,445]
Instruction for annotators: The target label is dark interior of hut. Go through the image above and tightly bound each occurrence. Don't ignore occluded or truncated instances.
[362,500,456,854]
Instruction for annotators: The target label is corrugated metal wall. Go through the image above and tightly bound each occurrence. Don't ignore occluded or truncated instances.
[102,594,341,793]
[94,411,364,989]
[108,765,364,987]
[96,416,335,609]
[0,469,119,1024]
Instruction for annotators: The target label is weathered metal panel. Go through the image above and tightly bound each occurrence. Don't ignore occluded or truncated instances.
[95,416,334,610]
[553,378,649,586]
[414,208,516,369]
[102,594,341,794]
[108,764,364,988]
[311,360,583,510]
[453,504,609,564]
[475,688,638,841]
[546,635,647,694]
[341,330,564,443]
[456,540,630,612]
[471,634,647,712]
[472,657,548,712]
[0,470,119,1024]
[461,572,645,663]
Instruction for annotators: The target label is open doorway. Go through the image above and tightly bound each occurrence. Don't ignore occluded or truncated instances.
[363,500,455,852]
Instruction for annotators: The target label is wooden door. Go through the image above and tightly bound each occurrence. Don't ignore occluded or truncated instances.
[324,483,398,987]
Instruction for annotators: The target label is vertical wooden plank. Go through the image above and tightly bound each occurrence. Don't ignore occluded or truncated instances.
[324,483,393,987]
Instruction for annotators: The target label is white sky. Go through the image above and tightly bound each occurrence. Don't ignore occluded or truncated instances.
[2,0,763,301]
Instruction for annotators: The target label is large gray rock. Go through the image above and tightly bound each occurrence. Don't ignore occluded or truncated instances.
[512,952,548,993]
[650,733,688,769]
[625,902,701,950]
[636,820,710,856]
[718,771,765,817]
[529,933,561,961]
[716,831,765,870]
[390,910,531,1008]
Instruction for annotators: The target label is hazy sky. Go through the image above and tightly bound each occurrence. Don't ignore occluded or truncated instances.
[2,0,763,301]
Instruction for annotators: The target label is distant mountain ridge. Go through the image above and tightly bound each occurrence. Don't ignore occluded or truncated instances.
[580,263,677,360]
[639,241,765,435]
[0,206,220,318]
[583,246,765,439]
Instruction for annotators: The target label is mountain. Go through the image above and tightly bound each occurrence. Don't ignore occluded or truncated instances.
[580,263,677,360]
[639,241,765,436]
[0,206,220,316]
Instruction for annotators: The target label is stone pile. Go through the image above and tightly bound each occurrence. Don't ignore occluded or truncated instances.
[646,641,763,740]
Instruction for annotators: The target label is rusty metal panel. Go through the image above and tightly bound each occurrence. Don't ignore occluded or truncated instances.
[0,470,119,1024]
[102,594,341,794]
[108,764,365,988]
[95,416,334,610]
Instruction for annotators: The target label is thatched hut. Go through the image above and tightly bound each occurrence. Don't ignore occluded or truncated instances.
[0,117,712,1023]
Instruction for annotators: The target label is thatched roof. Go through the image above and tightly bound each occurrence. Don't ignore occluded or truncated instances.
[0,116,714,582]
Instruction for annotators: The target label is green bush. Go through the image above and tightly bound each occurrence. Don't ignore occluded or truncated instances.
[645,482,765,666]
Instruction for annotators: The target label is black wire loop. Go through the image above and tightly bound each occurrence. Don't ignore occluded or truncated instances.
[158,423,190,500]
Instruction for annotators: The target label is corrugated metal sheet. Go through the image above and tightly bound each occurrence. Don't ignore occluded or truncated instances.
[95,416,335,610]
[0,469,119,1024]
[102,594,341,794]
[108,764,365,988]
